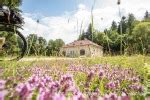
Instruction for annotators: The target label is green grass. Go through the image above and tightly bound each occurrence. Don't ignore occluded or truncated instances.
[0,55,149,80]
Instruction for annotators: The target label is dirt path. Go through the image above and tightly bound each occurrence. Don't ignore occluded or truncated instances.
[19,57,90,62]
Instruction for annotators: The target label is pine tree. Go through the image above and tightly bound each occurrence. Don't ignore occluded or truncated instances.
[111,21,117,31]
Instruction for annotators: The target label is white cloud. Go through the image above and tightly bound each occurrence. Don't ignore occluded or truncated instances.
[21,0,150,44]
[78,4,86,10]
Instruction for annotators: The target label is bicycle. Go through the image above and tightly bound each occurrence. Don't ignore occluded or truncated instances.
[0,5,27,61]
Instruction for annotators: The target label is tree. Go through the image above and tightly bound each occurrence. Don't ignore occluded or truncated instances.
[46,39,64,56]
[127,14,136,34]
[81,23,93,40]
[0,31,22,56]
[46,39,54,56]
[144,11,150,22]
[38,37,47,55]
[108,30,121,54]
[118,16,127,34]
[144,11,149,19]
[55,39,65,56]
[93,31,111,54]
[111,21,117,31]
[0,0,22,7]
[132,22,150,54]
[26,34,38,56]
[94,32,105,46]
[78,30,85,40]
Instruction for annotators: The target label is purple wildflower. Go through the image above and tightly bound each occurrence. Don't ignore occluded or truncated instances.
[0,90,8,100]
[0,80,6,90]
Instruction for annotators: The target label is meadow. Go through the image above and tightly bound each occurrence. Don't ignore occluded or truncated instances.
[0,55,150,100]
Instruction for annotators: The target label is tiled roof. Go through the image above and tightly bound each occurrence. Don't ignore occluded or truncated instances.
[62,39,102,48]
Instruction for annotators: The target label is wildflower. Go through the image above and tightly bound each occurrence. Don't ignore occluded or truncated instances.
[106,81,116,89]
[53,93,65,100]
[137,85,144,93]
[120,92,130,100]
[99,70,104,79]
[16,83,24,92]
[109,93,118,100]
[0,90,8,100]
[19,84,29,99]
[0,80,6,89]
[72,91,85,100]
[49,81,60,93]
[103,94,109,100]
[87,71,94,81]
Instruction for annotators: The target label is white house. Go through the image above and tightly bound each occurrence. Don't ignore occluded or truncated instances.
[60,39,103,57]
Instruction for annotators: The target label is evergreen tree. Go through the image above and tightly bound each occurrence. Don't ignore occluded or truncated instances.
[127,14,136,34]
[111,21,117,31]
[144,11,149,19]
[118,16,127,34]
[144,10,150,21]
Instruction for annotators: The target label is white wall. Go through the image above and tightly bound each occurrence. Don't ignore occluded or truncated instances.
[60,45,103,57]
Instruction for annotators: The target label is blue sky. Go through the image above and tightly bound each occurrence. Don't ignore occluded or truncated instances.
[21,0,93,16]
[20,0,150,43]
[21,0,76,16]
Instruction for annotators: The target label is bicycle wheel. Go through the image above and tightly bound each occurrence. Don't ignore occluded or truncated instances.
[0,27,27,61]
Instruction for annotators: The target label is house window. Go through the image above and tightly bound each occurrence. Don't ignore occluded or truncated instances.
[80,49,85,55]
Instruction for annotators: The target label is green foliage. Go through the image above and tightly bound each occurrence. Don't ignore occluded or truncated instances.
[144,11,150,22]
[111,21,117,31]
[117,16,128,34]
[132,22,150,54]
[0,0,22,7]
[26,34,65,56]
[79,23,94,41]
[46,39,64,56]
[127,14,136,34]
[26,34,38,56]
[0,31,22,57]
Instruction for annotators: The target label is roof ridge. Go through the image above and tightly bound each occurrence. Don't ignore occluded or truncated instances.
[63,39,102,48]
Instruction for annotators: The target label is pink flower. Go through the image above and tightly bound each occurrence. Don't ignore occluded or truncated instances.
[103,94,109,100]
[0,80,6,89]
[72,92,85,100]
[49,81,60,93]
[106,81,116,89]
[87,71,94,80]
[28,75,39,84]
[16,83,34,99]
[16,83,24,92]
[99,70,104,79]
[120,92,130,100]
[53,93,66,100]
[0,90,8,100]
[109,93,118,100]
[19,84,29,98]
